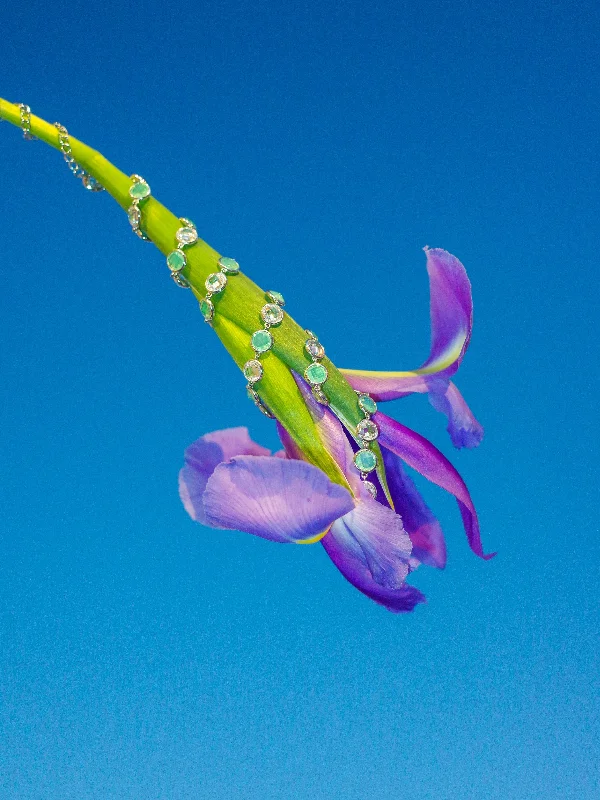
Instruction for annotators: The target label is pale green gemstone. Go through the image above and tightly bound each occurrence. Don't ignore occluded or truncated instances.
[199,298,214,321]
[353,448,377,473]
[206,272,227,293]
[251,329,273,353]
[129,181,151,200]
[357,418,379,442]
[218,256,240,274]
[304,362,328,386]
[243,359,263,383]
[261,303,284,326]
[358,394,377,415]
[166,250,187,272]
[267,290,285,306]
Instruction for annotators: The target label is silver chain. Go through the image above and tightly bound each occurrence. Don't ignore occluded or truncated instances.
[53,122,104,192]
[17,104,36,140]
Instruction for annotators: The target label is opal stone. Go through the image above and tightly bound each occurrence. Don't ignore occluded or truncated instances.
[128,180,151,200]
[304,362,328,386]
[218,256,240,274]
[176,226,198,245]
[251,329,273,353]
[358,394,377,415]
[166,250,187,272]
[305,339,325,359]
[353,448,377,473]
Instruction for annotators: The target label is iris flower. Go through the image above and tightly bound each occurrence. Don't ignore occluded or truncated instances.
[0,99,492,612]
[179,248,492,612]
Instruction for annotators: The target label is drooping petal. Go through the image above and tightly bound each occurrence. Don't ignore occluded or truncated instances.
[376,412,494,560]
[428,380,484,449]
[322,513,426,613]
[339,248,482,448]
[179,427,271,524]
[326,495,413,589]
[381,448,447,569]
[203,455,354,543]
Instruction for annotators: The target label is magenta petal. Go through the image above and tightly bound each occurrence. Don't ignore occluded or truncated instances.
[376,412,494,560]
[203,456,354,543]
[178,427,271,524]
[322,521,426,613]
[381,448,447,569]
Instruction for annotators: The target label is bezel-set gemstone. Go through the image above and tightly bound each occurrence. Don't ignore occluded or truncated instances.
[199,297,214,321]
[267,290,285,306]
[166,250,187,272]
[218,256,240,274]
[127,205,141,226]
[312,387,329,405]
[171,272,190,288]
[205,272,227,293]
[357,418,379,442]
[247,387,274,418]
[128,180,151,200]
[251,329,273,353]
[243,359,263,383]
[261,303,284,326]
[305,339,325,359]
[353,448,378,473]
[358,393,377,415]
[176,226,198,245]
[304,362,328,386]
[82,175,103,192]
[363,480,378,499]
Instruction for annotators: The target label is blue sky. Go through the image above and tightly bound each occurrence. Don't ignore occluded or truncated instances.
[1,1,598,798]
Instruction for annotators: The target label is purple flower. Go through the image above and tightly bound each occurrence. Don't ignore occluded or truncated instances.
[179,249,492,612]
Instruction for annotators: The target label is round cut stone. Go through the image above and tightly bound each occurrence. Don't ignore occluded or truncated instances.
[353,448,377,473]
[205,272,227,293]
[357,418,379,442]
[363,480,378,499]
[267,290,285,306]
[176,226,198,245]
[166,250,187,272]
[129,180,151,200]
[243,359,263,383]
[252,329,273,353]
[218,256,240,274]
[358,393,377,415]
[305,339,325,359]
[261,303,284,326]
[199,297,214,321]
[304,362,328,386]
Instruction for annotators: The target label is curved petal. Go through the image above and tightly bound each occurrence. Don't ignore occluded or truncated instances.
[376,412,494,560]
[203,456,355,543]
[327,498,413,589]
[381,448,447,569]
[322,517,426,613]
[179,427,271,524]
[339,248,482,448]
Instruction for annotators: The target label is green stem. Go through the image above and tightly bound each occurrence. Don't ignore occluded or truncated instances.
[0,98,392,503]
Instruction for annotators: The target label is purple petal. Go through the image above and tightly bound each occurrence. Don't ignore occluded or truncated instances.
[327,498,413,589]
[179,427,271,524]
[322,516,426,613]
[376,412,494,560]
[203,456,354,543]
[428,380,484,449]
[381,448,447,569]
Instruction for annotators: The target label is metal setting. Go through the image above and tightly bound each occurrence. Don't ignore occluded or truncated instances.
[353,388,379,488]
[303,329,328,405]
[244,291,286,416]
[53,122,104,191]
[17,104,36,140]
[127,174,151,241]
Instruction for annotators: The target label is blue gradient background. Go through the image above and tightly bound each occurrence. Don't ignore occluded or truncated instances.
[1,1,598,798]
